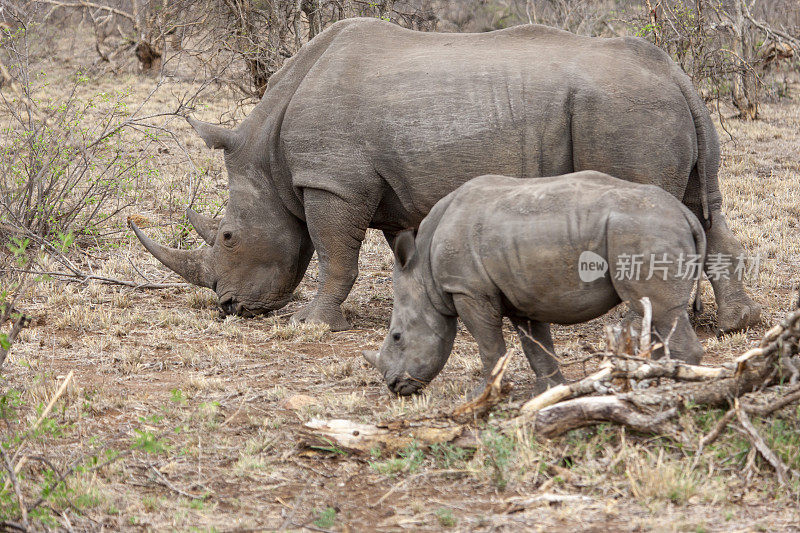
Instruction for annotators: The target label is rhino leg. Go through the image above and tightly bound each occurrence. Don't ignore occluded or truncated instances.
[703,210,761,333]
[452,294,507,398]
[292,188,376,331]
[509,317,565,394]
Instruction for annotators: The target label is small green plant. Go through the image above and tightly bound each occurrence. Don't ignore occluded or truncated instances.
[314,506,337,529]
[482,429,515,490]
[436,507,456,527]
[430,442,470,469]
[309,437,347,456]
[131,429,168,454]
[171,389,187,405]
[189,498,206,510]
[369,442,425,476]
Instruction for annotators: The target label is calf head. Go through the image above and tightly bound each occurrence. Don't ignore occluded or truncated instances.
[131,117,313,317]
[364,231,456,395]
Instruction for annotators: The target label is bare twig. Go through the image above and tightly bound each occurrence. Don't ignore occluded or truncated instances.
[700,407,736,449]
[0,312,28,370]
[453,350,513,419]
[0,446,28,529]
[742,383,800,417]
[734,399,791,486]
[10,269,187,290]
[9,371,74,467]
[639,297,652,355]
[148,464,205,499]
[34,0,135,22]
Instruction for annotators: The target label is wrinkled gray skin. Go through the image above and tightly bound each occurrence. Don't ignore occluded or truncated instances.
[131,17,758,333]
[365,172,707,396]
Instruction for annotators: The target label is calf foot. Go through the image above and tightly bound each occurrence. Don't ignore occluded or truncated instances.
[292,303,352,331]
[717,291,761,334]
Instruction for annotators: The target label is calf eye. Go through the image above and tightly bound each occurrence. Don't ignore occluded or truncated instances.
[392,332,401,342]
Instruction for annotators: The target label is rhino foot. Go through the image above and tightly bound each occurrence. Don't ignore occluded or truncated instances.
[716,292,761,335]
[292,303,352,332]
[532,375,566,396]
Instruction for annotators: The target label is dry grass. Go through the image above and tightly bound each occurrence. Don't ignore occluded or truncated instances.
[1,32,799,532]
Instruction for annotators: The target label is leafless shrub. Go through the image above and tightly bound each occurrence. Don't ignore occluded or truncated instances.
[177,0,439,100]
[629,0,800,119]
[0,4,205,245]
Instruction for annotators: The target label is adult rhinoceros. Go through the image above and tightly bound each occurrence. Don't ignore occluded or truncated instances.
[131,17,760,332]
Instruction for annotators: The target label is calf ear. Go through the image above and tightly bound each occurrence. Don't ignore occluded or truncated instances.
[393,230,417,270]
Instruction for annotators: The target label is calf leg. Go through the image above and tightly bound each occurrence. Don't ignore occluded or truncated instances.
[452,294,506,396]
[293,188,377,331]
[654,308,704,365]
[509,317,565,393]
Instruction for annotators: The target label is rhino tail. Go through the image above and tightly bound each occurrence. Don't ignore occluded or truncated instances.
[677,74,715,230]
[684,207,707,316]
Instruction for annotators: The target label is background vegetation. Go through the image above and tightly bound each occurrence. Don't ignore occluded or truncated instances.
[0,0,798,530]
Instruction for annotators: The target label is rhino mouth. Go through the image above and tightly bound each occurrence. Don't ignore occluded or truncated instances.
[386,371,430,396]
[217,298,276,318]
[217,293,292,318]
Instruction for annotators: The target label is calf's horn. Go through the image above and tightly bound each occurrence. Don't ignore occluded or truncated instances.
[362,350,379,368]
[186,207,220,245]
[130,219,215,289]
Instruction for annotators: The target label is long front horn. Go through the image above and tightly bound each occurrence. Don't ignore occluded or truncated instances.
[186,207,220,246]
[129,219,215,289]
[362,350,379,369]
[186,116,239,151]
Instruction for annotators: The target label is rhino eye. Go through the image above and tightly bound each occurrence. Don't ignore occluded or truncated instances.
[392,332,401,342]
[222,231,233,241]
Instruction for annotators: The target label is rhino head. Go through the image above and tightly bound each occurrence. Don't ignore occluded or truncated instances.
[131,117,314,317]
[363,231,457,395]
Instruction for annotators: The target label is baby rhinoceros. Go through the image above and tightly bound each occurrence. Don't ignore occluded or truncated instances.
[363,171,706,396]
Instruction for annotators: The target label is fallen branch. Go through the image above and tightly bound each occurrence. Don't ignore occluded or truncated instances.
[452,350,513,419]
[734,399,791,486]
[305,305,800,467]
[519,363,612,415]
[301,418,475,456]
[743,383,800,416]
[518,396,680,438]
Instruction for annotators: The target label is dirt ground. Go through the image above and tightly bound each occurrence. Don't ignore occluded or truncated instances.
[2,34,800,532]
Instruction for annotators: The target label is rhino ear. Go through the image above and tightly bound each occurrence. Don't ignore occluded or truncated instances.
[186,116,238,151]
[393,230,417,270]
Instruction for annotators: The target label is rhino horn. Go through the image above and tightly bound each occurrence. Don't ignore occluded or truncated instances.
[129,219,215,289]
[362,350,380,369]
[186,207,220,245]
[186,116,239,151]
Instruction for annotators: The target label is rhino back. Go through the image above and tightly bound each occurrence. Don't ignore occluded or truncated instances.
[281,22,697,224]
[429,173,689,324]
[232,18,378,219]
